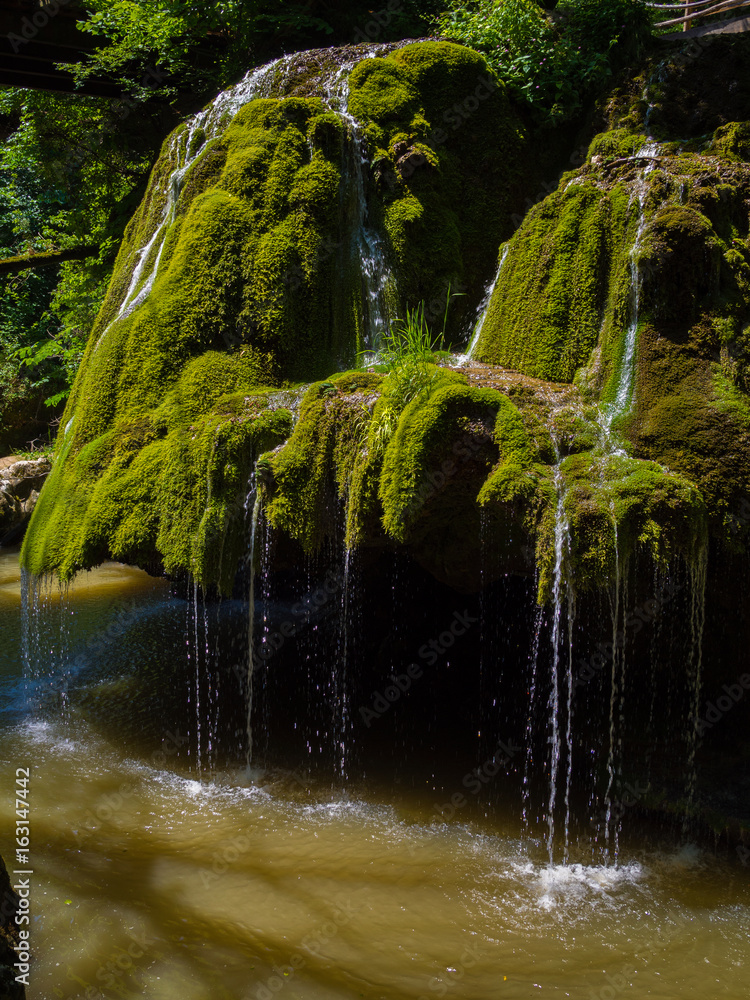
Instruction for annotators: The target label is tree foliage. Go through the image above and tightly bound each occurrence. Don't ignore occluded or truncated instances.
[437,0,652,124]
[68,1,444,96]
[0,89,166,448]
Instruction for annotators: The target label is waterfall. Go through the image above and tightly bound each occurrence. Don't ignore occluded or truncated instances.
[563,588,575,864]
[334,547,354,782]
[245,485,262,770]
[96,46,396,357]
[601,147,657,447]
[465,244,510,360]
[94,56,293,353]
[188,581,203,780]
[21,571,73,720]
[684,544,708,823]
[257,503,274,766]
[323,54,394,352]
[521,601,544,839]
[603,524,622,862]
[547,457,573,864]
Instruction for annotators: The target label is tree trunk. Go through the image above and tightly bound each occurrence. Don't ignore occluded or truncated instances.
[0,246,99,275]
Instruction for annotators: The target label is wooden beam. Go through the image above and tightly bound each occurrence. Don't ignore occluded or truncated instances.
[654,0,750,28]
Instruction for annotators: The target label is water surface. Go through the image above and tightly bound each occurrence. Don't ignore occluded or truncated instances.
[0,550,748,999]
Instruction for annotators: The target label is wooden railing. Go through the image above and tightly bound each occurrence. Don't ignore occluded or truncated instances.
[648,0,750,32]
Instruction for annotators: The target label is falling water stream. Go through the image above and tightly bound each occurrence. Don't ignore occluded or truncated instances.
[600,144,658,447]
[93,56,290,354]
[245,488,262,769]
[324,53,394,351]
[464,141,711,873]
[545,449,576,867]
[465,245,509,360]
[91,45,395,366]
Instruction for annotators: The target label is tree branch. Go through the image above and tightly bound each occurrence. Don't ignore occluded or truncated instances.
[0,246,99,275]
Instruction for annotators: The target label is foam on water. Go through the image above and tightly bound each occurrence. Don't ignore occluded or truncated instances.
[530,859,646,911]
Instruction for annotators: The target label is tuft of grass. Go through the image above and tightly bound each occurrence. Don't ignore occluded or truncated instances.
[363,283,466,456]
[363,303,438,457]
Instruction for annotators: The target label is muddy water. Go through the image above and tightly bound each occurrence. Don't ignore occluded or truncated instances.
[0,551,748,1000]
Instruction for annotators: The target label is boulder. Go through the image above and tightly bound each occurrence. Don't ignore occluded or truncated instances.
[0,457,51,546]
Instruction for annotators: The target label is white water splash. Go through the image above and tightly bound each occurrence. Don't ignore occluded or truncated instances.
[531,859,645,913]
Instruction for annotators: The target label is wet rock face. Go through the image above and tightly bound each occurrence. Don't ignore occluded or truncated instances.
[0,457,51,546]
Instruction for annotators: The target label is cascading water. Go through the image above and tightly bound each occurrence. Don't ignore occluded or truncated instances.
[603,522,622,861]
[546,450,576,865]
[465,243,510,360]
[94,56,292,353]
[521,601,544,840]
[95,46,397,360]
[546,469,564,863]
[684,545,708,822]
[323,53,394,352]
[334,546,354,782]
[187,581,203,780]
[600,145,658,448]
[92,43,402,775]
[245,484,262,770]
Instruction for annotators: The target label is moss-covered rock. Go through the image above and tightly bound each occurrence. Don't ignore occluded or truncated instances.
[22,387,293,592]
[262,373,379,552]
[22,41,533,591]
[472,41,750,563]
[22,34,750,601]
[558,452,707,594]
[472,177,622,380]
[348,40,527,335]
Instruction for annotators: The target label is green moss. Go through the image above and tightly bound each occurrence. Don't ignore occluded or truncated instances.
[262,379,376,551]
[638,206,720,324]
[587,129,650,162]
[29,39,750,601]
[178,139,228,215]
[347,59,421,127]
[348,40,527,339]
[556,453,707,594]
[477,396,555,561]
[21,89,369,587]
[379,377,504,542]
[709,122,750,163]
[22,394,293,592]
[307,111,346,159]
[474,179,616,381]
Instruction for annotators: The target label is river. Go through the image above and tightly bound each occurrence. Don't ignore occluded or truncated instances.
[0,549,748,999]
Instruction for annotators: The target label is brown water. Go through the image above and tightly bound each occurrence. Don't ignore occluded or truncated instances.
[0,550,749,1000]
